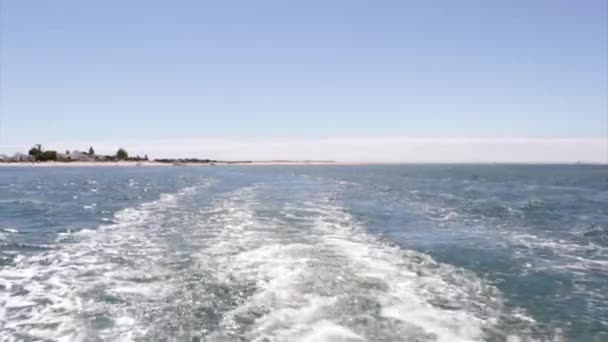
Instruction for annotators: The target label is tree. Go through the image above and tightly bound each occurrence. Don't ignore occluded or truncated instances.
[28,146,41,157]
[38,151,57,161]
[88,146,95,155]
[116,148,128,160]
[28,145,43,161]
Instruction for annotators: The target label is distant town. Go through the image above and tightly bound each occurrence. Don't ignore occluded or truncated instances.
[0,144,335,166]
[0,144,218,164]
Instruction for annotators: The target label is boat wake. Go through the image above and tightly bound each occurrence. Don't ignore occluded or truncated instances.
[1,180,545,341]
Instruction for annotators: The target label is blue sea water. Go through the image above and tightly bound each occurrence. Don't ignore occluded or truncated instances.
[0,165,606,341]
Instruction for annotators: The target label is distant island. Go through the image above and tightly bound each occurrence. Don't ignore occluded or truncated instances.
[0,144,152,163]
[0,144,336,166]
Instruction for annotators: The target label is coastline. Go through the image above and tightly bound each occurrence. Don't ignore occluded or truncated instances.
[1,161,602,168]
[0,161,340,167]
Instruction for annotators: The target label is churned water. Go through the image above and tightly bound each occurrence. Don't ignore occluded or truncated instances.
[0,165,606,341]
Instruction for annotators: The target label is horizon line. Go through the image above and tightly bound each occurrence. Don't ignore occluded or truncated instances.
[0,136,606,164]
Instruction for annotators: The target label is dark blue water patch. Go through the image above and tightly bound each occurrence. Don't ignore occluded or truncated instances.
[286,164,608,339]
[0,167,213,257]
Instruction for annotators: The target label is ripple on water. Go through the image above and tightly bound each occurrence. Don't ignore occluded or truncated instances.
[0,181,564,341]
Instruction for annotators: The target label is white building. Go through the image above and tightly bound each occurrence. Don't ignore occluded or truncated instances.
[11,153,34,162]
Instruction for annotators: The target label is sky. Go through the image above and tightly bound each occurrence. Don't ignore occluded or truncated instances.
[0,0,607,162]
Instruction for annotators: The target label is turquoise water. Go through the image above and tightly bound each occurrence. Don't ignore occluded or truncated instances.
[0,165,606,341]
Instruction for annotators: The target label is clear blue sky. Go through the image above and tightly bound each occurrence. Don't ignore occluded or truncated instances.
[0,0,606,161]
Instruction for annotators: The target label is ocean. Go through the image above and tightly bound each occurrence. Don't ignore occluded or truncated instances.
[0,165,606,341]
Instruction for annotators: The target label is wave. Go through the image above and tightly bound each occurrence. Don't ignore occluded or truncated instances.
[185,184,541,341]
[0,184,207,341]
[0,180,546,341]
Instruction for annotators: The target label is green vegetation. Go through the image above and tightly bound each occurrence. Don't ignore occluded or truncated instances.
[6,144,219,164]
[28,144,57,161]
[116,148,128,160]
[28,144,43,160]
[155,158,215,164]
[38,151,58,161]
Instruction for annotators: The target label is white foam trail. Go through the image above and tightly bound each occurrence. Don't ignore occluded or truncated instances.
[1,228,19,233]
[190,184,538,341]
[309,204,499,341]
[509,232,608,268]
[0,184,207,341]
[0,179,543,341]
[175,185,355,341]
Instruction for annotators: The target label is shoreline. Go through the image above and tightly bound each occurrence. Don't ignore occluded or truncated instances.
[0,161,341,167]
[0,161,604,168]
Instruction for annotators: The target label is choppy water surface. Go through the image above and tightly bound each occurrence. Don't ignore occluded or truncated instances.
[0,165,606,341]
